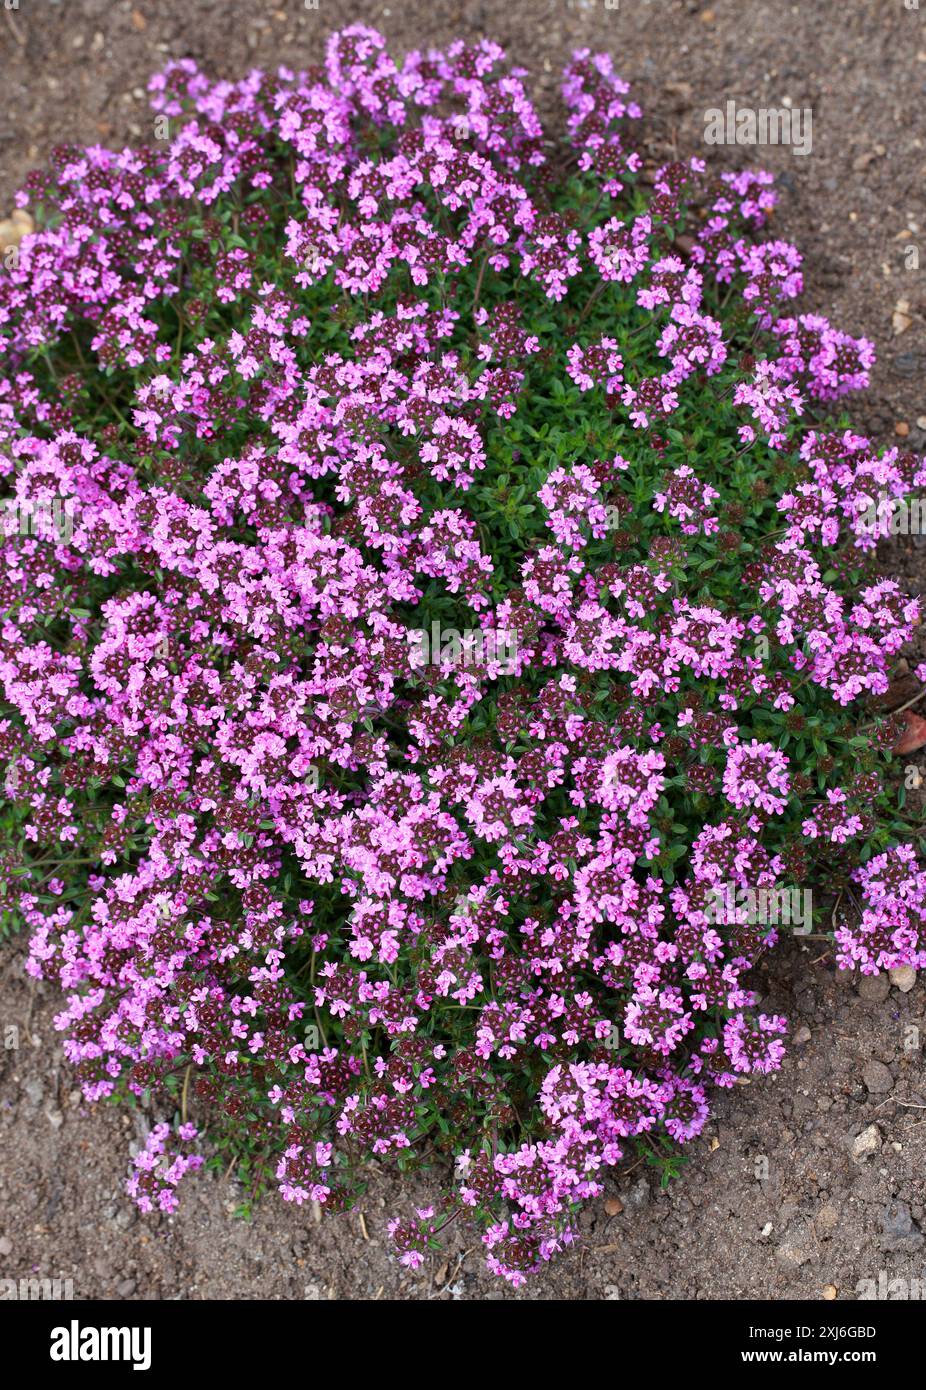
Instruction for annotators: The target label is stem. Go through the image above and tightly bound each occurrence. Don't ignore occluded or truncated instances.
[472,250,489,313]
[576,279,606,329]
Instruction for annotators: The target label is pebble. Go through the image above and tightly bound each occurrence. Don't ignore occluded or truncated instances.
[116,1278,137,1297]
[776,1226,811,1266]
[891,351,921,377]
[880,1201,925,1252]
[858,974,890,1004]
[793,1024,812,1045]
[888,966,917,993]
[852,1124,882,1161]
[815,1203,840,1234]
[604,1197,623,1216]
[893,300,913,334]
[862,1060,893,1094]
[0,1236,11,1257]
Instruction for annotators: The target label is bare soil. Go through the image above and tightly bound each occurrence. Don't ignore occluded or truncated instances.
[1,0,925,1301]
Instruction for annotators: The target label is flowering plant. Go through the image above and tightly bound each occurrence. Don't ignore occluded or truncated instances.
[2,26,925,1284]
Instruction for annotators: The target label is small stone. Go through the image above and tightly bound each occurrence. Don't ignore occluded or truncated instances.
[604,1197,623,1216]
[888,966,917,993]
[863,1060,893,1094]
[895,421,911,437]
[882,1201,914,1236]
[816,1203,840,1234]
[852,1124,882,1161]
[880,1201,925,1252]
[893,299,913,335]
[775,1243,807,1266]
[793,1025,812,1046]
[776,1226,811,1266]
[116,1278,137,1296]
[858,974,890,1004]
[822,1284,838,1300]
[892,351,920,377]
[0,1236,11,1257]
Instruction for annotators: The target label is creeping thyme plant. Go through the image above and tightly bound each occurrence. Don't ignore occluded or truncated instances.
[2,25,926,1285]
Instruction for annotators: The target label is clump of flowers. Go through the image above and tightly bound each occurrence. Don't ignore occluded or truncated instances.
[126,1123,203,1214]
[1,26,923,1286]
[834,846,926,975]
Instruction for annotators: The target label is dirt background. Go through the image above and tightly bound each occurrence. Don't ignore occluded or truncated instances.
[1,0,926,1302]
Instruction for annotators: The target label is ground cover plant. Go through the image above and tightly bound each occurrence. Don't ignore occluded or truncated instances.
[1,24,925,1285]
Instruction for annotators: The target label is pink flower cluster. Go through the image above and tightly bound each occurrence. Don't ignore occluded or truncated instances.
[1,26,923,1287]
[126,1123,203,1214]
[835,847,926,976]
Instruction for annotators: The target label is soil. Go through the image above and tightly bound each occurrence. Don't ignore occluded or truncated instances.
[1,0,925,1302]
